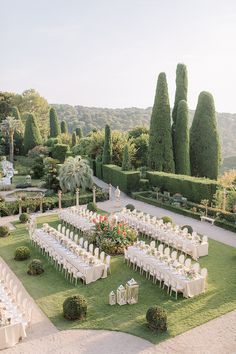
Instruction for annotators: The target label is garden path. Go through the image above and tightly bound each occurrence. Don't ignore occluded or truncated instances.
[94,177,236,248]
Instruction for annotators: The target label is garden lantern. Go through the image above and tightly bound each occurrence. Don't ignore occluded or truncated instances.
[116,285,126,305]
[126,278,139,305]
[109,291,116,305]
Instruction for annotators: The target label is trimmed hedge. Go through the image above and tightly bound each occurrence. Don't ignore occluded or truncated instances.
[147,171,218,203]
[95,161,103,179]
[214,219,236,232]
[103,164,140,194]
[52,144,68,163]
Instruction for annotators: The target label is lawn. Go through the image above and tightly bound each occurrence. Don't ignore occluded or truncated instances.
[0,214,236,344]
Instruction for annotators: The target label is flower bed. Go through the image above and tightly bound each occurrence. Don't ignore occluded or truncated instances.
[93,215,137,255]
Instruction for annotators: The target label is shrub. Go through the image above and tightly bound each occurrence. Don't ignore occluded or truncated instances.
[44,189,55,197]
[28,145,50,158]
[147,171,218,203]
[52,144,68,163]
[162,216,172,224]
[146,306,167,332]
[181,225,193,233]
[27,259,44,275]
[63,295,87,320]
[32,156,44,179]
[126,204,135,211]
[103,164,140,194]
[16,183,32,189]
[14,246,31,261]
[87,202,98,212]
[19,213,30,223]
[0,225,10,237]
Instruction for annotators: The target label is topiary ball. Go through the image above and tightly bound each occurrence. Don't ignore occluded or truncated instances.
[14,246,31,261]
[87,202,98,212]
[146,306,167,332]
[181,225,193,234]
[126,204,135,211]
[27,259,44,275]
[19,213,30,224]
[63,295,87,321]
[0,225,10,237]
[161,216,172,224]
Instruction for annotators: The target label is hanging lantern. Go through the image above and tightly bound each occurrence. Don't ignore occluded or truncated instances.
[109,291,116,305]
[126,278,139,305]
[116,285,126,305]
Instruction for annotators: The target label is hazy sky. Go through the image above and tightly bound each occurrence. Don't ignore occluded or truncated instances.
[1,0,236,112]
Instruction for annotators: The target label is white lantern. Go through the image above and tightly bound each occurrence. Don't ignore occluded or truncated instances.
[116,285,126,305]
[109,291,116,305]
[126,278,139,305]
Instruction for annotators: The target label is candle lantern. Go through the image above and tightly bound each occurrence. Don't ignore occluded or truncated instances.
[116,285,126,305]
[109,291,116,305]
[126,278,139,305]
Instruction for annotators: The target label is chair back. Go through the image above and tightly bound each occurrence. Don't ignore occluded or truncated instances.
[164,247,170,256]
[69,231,74,240]
[202,235,208,243]
[158,244,164,253]
[179,254,185,264]
[89,243,94,254]
[106,255,111,266]
[57,224,62,232]
[185,258,192,268]
[171,251,177,260]
[94,247,99,258]
[83,240,88,251]
[66,229,70,237]
[61,226,65,234]
[79,237,84,246]
[192,263,200,273]
[201,268,208,278]
[100,251,105,262]
[74,234,78,244]
[150,240,155,249]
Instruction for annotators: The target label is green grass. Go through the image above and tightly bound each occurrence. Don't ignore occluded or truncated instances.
[1,214,236,344]
[12,175,43,187]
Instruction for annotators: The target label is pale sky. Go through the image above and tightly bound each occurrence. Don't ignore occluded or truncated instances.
[1,0,236,112]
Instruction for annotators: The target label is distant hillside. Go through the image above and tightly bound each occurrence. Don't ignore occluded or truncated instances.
[52,104,236,158]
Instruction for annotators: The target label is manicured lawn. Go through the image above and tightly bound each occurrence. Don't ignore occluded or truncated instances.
[12,175,43,188]
[0,214,236,344]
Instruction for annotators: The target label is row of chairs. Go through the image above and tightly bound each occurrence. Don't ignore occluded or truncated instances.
[0,263,33,327]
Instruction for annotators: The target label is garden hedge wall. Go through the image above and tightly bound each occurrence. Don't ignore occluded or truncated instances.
[95,161,103,179]
[147,171,218,203]
[102,165,140,194]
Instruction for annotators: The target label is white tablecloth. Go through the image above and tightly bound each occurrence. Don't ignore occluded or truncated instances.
[127,246,205,298]
[35,229,107,284]
[0,322,26,350]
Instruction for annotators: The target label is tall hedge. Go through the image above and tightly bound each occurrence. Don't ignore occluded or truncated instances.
[172,64,188,155]
[52,144,68,163]
[174,100,190,175]
[12,106,24,154]
[61,120,68,134]
[103,164,140,194]
[147,171,218,203]
[49,107,60,137]
[23,113,42,153]
[71,132,77,147]
[102,124,112,164]
[190,91,221,180]
[76,127,83,138]
[148,72,174,172]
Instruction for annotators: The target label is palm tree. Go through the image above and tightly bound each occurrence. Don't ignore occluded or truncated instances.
[59,156,93,192]
[0,116,23,162]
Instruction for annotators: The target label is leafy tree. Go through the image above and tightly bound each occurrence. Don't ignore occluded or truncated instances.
[148,72,175,172]
[0,116,23,162]
[76,127,83,138]
[0,92,14,123]
[172,64,188,137]
[61,120,68,134]
[71,132,77,147]
[49,107,61,137]
[43,157,60,191]
[59,156,93,192]
[129,126,149,139]
[102,124,112,164]
[174,100,190,175]
[190,91,221,179]
[23,113,42,154]
[133,133,149,168]
[122,144,131,171]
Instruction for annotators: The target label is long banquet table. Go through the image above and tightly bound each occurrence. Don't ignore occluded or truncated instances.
[127,246,206,298]
[0,322,26,350]
[34,229,107,284]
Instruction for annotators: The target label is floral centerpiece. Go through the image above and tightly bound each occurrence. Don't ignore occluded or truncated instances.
[94,215,137,255]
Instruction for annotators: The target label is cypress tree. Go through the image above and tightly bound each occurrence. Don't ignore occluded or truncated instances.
[76,127,83,138]
[122,144,131,171]
[190,91,221,179]
[172,64,188,161]
[148,72,175,172]
[61,120,68,134]
[71,132,77,147]
[102,124,112,164]
[174,100,190,175]
[23,113,42,153]
[49,107,60,137]
[12,106,24,155]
